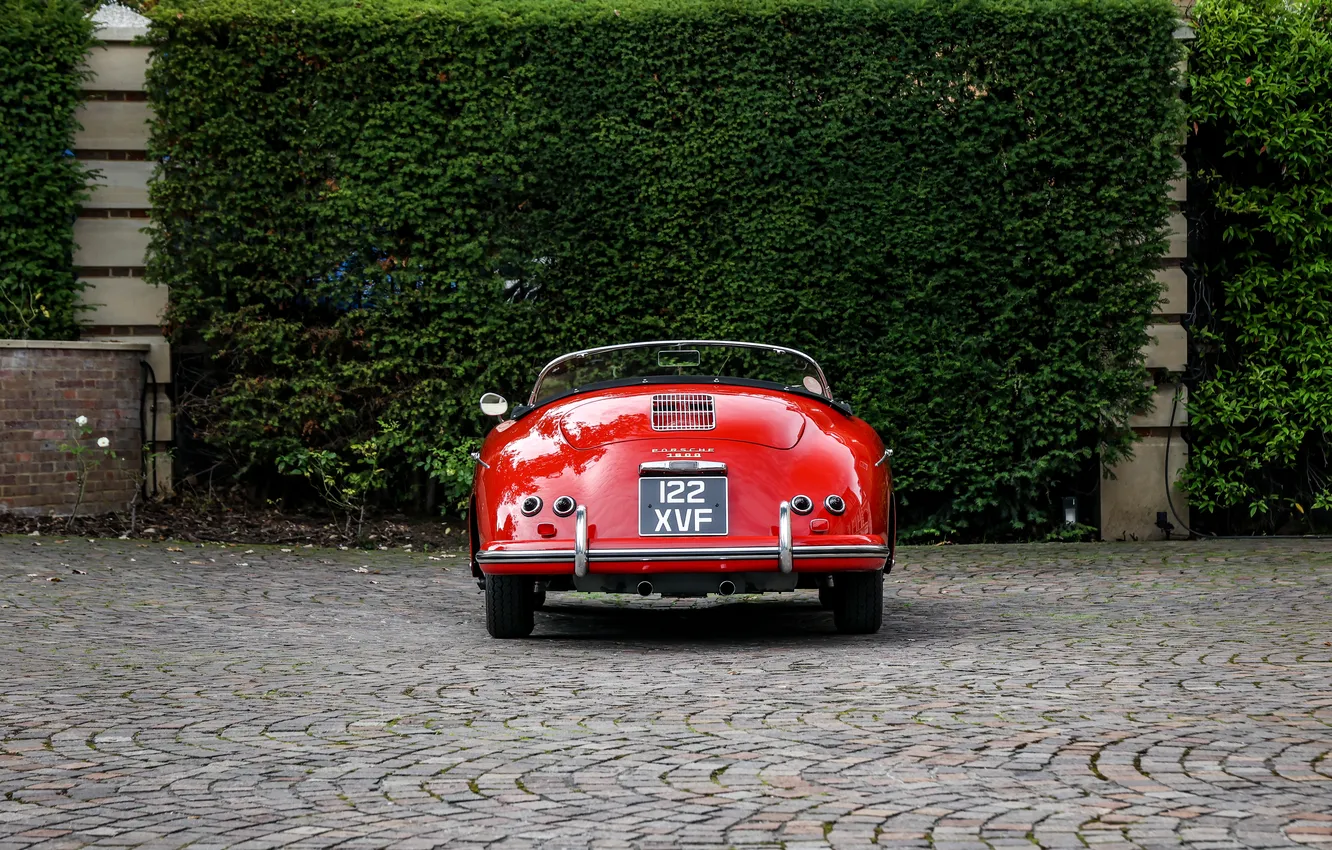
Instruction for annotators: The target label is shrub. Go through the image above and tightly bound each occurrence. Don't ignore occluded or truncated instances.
[145,0,1182,538]
[1185,0,1332,526]
[0,0,95,340]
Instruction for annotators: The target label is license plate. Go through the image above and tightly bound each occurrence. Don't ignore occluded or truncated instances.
[638,477,728,536]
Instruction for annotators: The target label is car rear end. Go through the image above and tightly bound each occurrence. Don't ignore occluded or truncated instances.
[472,384,893,636]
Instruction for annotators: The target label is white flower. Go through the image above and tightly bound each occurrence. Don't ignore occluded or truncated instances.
[97,437,110,448]
[75,415,88,427]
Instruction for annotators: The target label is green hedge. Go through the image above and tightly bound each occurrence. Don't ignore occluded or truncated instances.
[146,0,1182,538]
[1185,0,1332,525]
[0,0,94,340]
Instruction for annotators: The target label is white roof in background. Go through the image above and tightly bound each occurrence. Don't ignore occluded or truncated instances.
[92,2,150,41]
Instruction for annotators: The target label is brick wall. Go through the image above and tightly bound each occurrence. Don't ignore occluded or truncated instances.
[0,342,148,517]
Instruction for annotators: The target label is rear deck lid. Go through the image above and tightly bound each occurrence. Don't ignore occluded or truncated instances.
[560,391,806,449]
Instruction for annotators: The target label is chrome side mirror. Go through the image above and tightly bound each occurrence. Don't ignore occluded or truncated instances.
[479,392,509,418]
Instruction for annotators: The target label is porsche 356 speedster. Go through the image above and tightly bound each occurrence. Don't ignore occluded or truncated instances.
[469,340,895,638]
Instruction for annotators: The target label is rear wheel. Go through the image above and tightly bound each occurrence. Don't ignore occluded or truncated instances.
[832,570,883,634]
[485,575,535,638]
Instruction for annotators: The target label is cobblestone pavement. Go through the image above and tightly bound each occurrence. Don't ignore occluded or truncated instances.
[1,537,1330,849]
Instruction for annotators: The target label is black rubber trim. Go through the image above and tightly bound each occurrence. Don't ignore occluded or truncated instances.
[512,375,854,421]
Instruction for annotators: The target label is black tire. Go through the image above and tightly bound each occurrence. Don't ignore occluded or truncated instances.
[818,585,838,610]
[485,575,535,638]
[832,570,884,634]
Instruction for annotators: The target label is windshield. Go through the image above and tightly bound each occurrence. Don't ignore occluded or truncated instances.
[530,341,830,405]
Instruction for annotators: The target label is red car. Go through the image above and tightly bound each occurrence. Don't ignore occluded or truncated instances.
[469,340,895,638]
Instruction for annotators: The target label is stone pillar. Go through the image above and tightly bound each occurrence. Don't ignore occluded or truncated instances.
[1099,25,1193,541]
[73,4,173,496]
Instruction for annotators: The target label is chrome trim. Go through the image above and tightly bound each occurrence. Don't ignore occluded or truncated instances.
[528,340,832,405]
[574,505,588,577]
[476,543,892,565]
[638,460,728,476]
[778,501,793,574]
[470,452,491,469]
[875,449,892,467]
[651,392,716,431]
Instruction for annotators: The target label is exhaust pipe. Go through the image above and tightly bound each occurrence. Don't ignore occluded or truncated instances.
[637,581,653,597]
[718,580,736,596]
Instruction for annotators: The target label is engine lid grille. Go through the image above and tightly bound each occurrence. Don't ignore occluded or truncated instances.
[651,393,716,431]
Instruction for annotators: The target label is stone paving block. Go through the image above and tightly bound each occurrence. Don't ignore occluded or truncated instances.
[0,539,1330,848]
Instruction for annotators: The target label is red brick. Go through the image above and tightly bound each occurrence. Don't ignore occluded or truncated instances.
[1,348,148,516]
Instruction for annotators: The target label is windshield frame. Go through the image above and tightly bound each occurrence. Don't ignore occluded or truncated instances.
[528,340,832,406]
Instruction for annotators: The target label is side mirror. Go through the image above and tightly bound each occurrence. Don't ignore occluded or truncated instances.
[479,392,509,418]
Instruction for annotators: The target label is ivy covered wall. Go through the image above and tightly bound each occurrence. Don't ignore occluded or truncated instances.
[145,0,1183,538]
[1186,0,1332,529]
[0,0,95,339]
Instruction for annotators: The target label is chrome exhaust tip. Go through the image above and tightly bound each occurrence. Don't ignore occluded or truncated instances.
[717,580,736,597]
[637,581,653,597]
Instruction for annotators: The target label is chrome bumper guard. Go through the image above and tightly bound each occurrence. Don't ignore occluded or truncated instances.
[778,499,793,574]
[574,504,589,578]
[480,499,890,570]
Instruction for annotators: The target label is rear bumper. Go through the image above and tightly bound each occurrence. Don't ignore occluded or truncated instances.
[478,543,890,566]
[479,543,890,575]
[478,501,890,576]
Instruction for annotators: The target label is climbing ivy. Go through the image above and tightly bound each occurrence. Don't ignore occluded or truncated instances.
[1185,0,1332,526]
[0,0,94,340]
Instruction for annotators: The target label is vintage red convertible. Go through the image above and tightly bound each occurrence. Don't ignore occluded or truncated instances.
[469,340,895,638]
